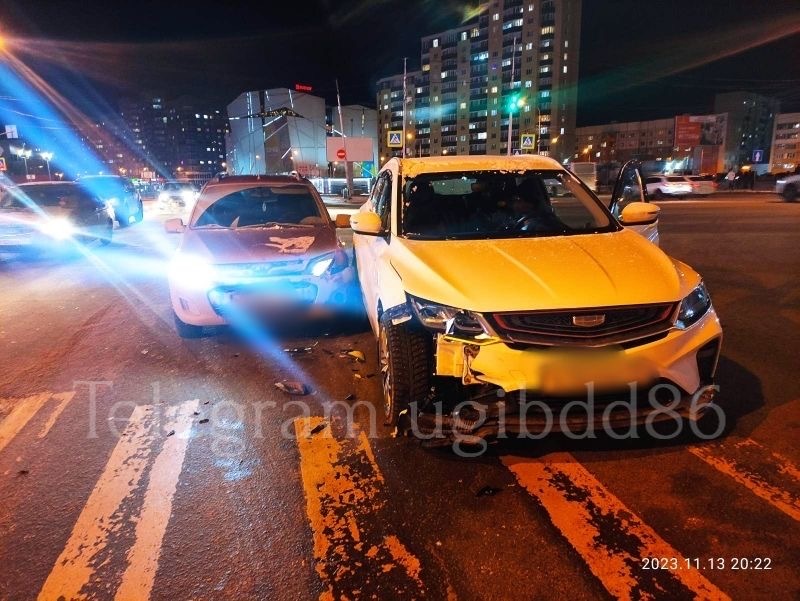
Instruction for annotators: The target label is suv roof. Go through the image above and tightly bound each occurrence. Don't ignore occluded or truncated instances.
[395,155,564,177]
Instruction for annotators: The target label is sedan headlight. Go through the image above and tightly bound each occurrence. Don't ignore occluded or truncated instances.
[675,282,712,329]
[408,296,486,336]
[39,218,76,240]
[307,251,349,277]
[169,254,216,290]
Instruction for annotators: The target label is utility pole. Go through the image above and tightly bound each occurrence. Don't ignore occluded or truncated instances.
[506,37,517,156]
[402,57,408,158]
[335,79,354,200]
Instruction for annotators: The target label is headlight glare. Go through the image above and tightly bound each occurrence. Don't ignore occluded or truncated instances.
[676,282,712,329]
[39,218,75,240]
[158,192,169,201]
[170,254,216,290]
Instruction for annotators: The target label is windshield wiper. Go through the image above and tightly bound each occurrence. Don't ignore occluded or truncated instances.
[235,222,315,229]
[192,223,228,229]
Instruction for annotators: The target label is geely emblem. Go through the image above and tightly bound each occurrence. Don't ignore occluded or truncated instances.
[572,314,605,327]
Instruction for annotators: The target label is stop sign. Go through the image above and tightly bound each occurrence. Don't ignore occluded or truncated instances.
[336,148,346,160]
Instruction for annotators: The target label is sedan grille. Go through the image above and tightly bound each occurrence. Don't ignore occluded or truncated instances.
[488,303,678,347]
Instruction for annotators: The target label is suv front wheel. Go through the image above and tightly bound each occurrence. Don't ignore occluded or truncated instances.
[378,312,432,426]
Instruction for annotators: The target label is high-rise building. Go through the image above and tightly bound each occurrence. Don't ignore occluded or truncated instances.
[713,91,779,169]
[377,0,582,163]
[768,112,800,173]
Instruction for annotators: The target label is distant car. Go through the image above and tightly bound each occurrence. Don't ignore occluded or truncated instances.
[684,175,717,196]
[644,175,692,199]
[164,175,355,337]
[78,175,143,227]
[158,181,199,212]
[775,173,799,201]
[0,182,112,254]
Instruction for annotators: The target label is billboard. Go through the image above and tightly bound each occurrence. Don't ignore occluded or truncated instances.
[675,114,727,149]
[325,137,373,162]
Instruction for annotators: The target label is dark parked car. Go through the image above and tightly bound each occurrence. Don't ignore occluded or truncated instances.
[78,175,143,227]
[0,182,113,254]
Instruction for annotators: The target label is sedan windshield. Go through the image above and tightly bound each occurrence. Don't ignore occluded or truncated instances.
[193,185,325,229]
[402,169,617,240]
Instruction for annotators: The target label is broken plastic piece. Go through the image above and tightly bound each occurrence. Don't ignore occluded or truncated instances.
[275,381,311,395]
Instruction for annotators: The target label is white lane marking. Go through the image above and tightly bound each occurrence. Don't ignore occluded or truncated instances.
[37,391,76,439]
[0,393,52,454]
[37,405,156,601]
[503,453,730,601]
[690,438,800,522]
[114,400,198,601]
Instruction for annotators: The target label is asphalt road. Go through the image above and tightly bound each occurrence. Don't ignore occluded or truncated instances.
[0,192,798,601]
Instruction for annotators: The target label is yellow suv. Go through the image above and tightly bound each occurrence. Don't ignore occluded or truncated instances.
[351,156,723,443]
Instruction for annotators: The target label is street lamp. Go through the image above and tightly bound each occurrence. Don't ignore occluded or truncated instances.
[40,152,53,180]
[14,147,32,178]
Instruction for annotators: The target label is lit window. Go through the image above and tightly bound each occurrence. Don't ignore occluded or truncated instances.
[525,42,533,50]
[525,80,533,88]
[471,27,480,38]
[433,38,439,47]
[460,102,467,109]
[422,64,431,71]
[490,109,497,116]
[493,13,499,21]
[477,132,487,140]
[528,4,534,11]
[541,26,554,34]
[195,114,200,118]
[461,32,467,41]
[491,86,498,93]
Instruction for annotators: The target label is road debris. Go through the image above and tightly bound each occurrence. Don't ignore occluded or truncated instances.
[275,381,311,396]
[166,429,176,437]
[308,422,327,436]
[476,485,501,497]
[198,418,209,424]
[344,393,356,401]
[347,350,366,362]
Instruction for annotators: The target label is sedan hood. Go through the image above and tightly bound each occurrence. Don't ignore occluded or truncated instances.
[390,229,697,312]
[180,225,339,264]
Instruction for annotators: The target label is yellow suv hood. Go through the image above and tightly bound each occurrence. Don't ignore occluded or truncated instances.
[391,229,694,312]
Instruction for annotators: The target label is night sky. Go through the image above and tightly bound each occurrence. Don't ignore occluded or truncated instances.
[0,0,798,125]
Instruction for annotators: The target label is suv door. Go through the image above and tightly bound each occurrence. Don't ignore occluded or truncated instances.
[353,169,393,333]
[609,160,659,245]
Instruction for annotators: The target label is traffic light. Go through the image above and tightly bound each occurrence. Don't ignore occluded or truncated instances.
[507,94,527,113]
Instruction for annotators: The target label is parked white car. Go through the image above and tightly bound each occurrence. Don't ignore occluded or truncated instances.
[644,175,692,199]
[775,173,799,201]
[684,175,717,196]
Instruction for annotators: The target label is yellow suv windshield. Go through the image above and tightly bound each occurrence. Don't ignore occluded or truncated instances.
[401,169,617,240]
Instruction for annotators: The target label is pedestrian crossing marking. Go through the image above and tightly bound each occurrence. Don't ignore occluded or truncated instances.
[502,453,730,601]
[0,393,53,454]
[294,417,426,599]
[690,437,800,522]
[38,401,198,601]
[37,392,76,439]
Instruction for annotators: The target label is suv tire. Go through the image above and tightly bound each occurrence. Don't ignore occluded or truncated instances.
[378,312,432,426]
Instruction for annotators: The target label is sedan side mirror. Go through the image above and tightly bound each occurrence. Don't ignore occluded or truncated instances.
[334,214,351,228]
[619,202,659,226]
[164,217,185,233]
[350,211,385,236]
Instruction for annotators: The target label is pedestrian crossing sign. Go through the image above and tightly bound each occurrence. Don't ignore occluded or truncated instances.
[520,133,536,150]
[387,130,403,148]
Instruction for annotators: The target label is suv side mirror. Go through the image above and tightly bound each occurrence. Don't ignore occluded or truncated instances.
[164,217,186,233]
[619,202,659,226]
[334,214,351,228]
[350,211,384,235]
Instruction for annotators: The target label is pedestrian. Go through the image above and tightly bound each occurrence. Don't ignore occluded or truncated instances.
[726,168,736,191]
[749,170,756,190]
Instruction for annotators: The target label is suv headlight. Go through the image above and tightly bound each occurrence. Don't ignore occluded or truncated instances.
[409,296,486,336]
[675,282,712,329]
